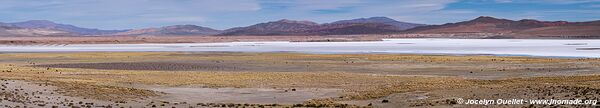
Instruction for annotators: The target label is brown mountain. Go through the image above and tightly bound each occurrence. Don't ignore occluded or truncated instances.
[0,20,123,36]
[329,17,425,30]
[516,21,600,37]
[220,17,415,36]
[115,25,222,36]
[0,22,74,37]
[405,16,600,38]
[2,16,598,38]
[8,20,125,35]
[220,19,318,35]
[309,23,400,35]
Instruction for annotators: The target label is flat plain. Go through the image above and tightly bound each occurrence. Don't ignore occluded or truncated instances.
[2,52,600,107]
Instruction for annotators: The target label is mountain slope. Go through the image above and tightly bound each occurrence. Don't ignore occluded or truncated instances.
[115,25,222,36]
[330,17,425,30]
[220,17,421,36]
[8,20,125,35]
[2,17,598,38]
[516,21,600,36]
[403,16,600,38]
[220,19,319,35]
[0,21,73,36]
[405,16,572,34]
[0,23,19,36]
[310,23,400,35]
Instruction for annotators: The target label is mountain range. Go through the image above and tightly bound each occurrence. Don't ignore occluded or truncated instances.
[114,25,222,36]
[406,16,600,37]
[1,16,599,38]
[330,17,426,30]
[220,17,424,36]
[0,20,126,36]
[0,17,425,36]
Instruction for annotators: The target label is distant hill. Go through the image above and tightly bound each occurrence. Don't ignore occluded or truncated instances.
[330,17,425,30]
[219,19,319,35]
[8,20,125,35]
[220,17,421,36]
[405,16,600,38]
[0,23,21,36]
[515,20,600,37]
[1,16,599,38]
[310,22,400,35]
[115,25,222,36]
[0,22,73,36]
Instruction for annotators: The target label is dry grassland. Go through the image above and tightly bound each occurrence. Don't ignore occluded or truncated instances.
[1,52,600,107]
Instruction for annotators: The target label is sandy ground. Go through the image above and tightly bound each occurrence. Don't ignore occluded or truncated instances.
[149,87,340,104]
[0,80,152,108]
[1,80,347,108]
[2,52,600,107]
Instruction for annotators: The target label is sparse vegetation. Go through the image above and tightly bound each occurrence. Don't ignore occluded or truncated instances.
[1,52,600,107]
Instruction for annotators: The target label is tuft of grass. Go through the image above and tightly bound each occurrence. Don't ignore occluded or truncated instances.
[1,52,600,101]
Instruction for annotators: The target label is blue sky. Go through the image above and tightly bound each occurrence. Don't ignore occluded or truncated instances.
[0,0,599,30]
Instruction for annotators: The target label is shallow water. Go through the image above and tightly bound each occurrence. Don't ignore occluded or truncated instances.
[1,39,599,57]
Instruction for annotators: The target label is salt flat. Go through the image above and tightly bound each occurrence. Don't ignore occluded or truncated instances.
[1,39,599,57]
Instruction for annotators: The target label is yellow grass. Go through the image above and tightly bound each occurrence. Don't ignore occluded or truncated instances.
[1,52,600,101]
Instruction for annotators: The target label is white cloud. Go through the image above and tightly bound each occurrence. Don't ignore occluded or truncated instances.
[143,16,205,23]
[260,0,457,13]
[292,0,362,10]
[584,4,600,7]
[495,0,513,3]
[338,0,460,24]
[544,0,600,3]
[359,0,459,14]
[498,0,600,4]
[2,0,596,29]
[247,0,460,25]
[0,0,261,29]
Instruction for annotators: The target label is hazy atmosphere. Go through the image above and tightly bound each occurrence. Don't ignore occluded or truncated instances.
[1,0,599,29]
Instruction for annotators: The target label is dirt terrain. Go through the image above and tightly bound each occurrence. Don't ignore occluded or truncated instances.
[1,52,600,107]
